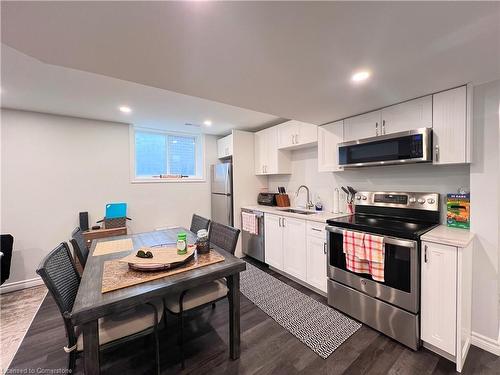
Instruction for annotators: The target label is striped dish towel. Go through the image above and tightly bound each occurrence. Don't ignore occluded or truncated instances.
[343,230,370,274]
[363,233,385,282]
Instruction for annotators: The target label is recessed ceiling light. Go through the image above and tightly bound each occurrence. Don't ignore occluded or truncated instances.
[203,120,212,126]
[119,106,132,113]
[351,71,371,83]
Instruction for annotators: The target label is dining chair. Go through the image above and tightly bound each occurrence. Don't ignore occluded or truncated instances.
[189,214,211,234]
[36,242,163,374]
[164,221,240,368]
[70,227,89,269]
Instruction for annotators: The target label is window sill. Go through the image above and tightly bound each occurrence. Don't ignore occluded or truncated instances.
[131,178,206,184]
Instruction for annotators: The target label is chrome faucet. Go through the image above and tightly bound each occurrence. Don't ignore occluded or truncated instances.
[296,185,314,210]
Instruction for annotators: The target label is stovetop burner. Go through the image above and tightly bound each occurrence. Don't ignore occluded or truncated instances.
[327,191,441,240]
[326,214,439,240]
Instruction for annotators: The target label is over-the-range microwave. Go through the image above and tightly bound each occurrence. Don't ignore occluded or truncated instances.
[338,128,432,168]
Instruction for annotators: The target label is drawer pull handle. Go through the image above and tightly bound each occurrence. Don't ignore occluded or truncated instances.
[312,228,322,232]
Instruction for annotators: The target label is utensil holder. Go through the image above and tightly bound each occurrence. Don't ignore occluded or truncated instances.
[276,194,290,207]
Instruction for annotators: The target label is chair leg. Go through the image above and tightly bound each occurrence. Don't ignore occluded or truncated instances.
[147,302,161,375]
[178,313,185,370]
[68,351,77,372]
[178,291,187,370]
[212,302,216,309]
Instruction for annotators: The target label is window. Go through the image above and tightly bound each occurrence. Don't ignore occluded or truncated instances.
[132,127,204,181]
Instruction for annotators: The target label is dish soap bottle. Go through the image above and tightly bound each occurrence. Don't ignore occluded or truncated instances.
[177,232,188,255]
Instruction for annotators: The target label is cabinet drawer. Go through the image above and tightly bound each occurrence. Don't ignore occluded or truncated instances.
[307,221,326,239]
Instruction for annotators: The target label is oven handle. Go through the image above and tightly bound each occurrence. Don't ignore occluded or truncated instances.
[325,225,417,249]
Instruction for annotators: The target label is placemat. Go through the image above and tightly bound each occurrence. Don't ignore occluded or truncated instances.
[118,246,195,265]
[101,250,225,293]
[93,238,134,257]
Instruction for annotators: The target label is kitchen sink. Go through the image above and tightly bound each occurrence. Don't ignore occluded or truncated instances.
[280,208,317,215]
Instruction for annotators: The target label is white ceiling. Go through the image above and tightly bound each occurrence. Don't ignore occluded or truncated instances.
[2,1,500,126]
[0,45,281,135]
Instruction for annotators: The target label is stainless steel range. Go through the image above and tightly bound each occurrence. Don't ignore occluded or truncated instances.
[326,191,440,350]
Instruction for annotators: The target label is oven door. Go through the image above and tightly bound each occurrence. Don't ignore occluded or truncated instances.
[338,128,432,168]
[326,226,419,313]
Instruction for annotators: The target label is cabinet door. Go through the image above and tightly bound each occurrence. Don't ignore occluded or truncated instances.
[381,95,432,135]
[277,121,298,149]
[343,111,381,142]
[264,214,283,269]
[432,86,467,164]
[296,121,318,146]
[306,233,327,293]
[318,120,343,172]
[217,134,233,158]
[254,130,267,175]
[282,217,307,280]
[265,126,280,174]
[421,241,457,355]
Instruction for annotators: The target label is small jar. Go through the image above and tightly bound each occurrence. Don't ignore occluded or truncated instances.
[177,232,188,255]
[196,229,210,254]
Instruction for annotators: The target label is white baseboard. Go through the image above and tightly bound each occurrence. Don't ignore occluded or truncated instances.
[471,329,500,356]
[0,277,44,294]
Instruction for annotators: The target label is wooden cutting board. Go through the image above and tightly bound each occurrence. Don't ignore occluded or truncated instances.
[93,238,134,256]
[101,250,225,293]
[118,246,195,265]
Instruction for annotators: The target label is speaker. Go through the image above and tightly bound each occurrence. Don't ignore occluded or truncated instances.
[79,212,89,231]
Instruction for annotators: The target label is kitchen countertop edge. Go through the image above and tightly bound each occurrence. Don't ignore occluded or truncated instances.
[421,225,475,248]
[241,205,351,223]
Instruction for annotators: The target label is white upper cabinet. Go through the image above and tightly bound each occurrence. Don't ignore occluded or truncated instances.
[217,134,233,159]
[318,120,344,172]
[254,127,291,175]
[381,95,432,135]
[278,120,318,149]
[432,86,470,164]
[343,111,381,142]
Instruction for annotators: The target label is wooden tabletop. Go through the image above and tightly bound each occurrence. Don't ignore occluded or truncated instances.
[71,227,246,326]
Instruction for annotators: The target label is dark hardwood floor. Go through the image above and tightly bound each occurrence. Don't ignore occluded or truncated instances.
[8,257,500,374]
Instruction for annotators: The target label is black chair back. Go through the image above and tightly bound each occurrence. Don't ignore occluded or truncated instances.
[70,227,88,267]
[208,222,240,255]
[36,242,80,347]
[190,214,210,234]
[1,234,14,285]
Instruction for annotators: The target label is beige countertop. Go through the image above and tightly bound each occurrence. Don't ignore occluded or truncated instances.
[421,225,475,248]
[241,205,351,223]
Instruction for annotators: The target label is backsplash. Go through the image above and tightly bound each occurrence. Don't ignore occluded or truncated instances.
[267,147,470,223]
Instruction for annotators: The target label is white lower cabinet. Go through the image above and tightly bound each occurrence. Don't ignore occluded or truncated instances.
[306,222,327,293]
[264,213,327,294]
[264,213,283,269]
[282,217,307,280]
[421,240,473,372]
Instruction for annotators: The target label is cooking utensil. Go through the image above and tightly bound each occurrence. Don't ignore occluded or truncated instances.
[341,186,352,204]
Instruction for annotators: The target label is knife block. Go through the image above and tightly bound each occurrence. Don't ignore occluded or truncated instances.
[276,194,290,207]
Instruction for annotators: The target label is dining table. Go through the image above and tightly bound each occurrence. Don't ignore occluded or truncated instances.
[71,227,246,375]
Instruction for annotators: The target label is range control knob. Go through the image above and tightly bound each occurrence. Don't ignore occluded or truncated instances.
[427,198,435,204]
[362,195,367,200]
[417,198,426,204]
[355,195,361,200]
[409,197,417,203]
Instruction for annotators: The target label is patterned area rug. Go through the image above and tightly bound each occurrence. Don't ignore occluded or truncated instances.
[240,263,361,359]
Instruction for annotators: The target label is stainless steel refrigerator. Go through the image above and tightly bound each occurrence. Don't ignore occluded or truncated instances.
[211,163,233,226]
